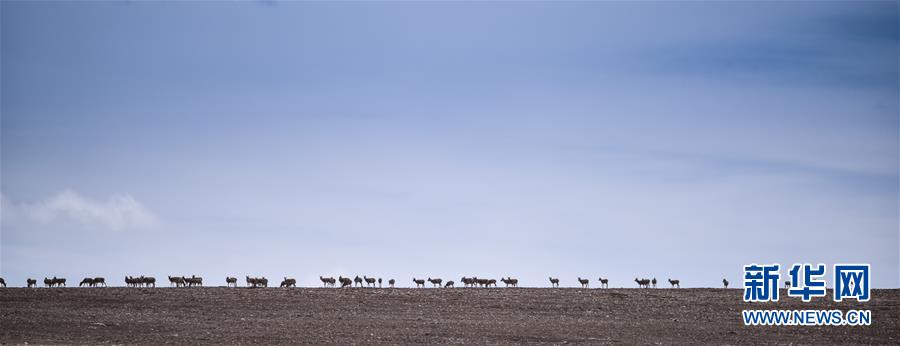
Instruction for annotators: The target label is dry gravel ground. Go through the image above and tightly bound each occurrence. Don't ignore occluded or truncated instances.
[1,287,898,344]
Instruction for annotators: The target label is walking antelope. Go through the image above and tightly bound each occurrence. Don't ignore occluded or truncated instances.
[388,279,395,288]
[635,278,651,288]
[598,277,609,288]
[338,276,352,288]
[93,277,106,287]
[142,276,156,288]
[320,276,336,288]
[45,277,66,287]
[169,276,185,287]
[27,278,37,288]
[413,278,425,288]
[183,275,202,287]
[651,278,657,288]
[226,277,238,287]
[445,280,455,288]
[363,276,376,287]
[79,278,94,287]
[427,278,442,288]
[354,276,363,287]
[501,277,518,288]
[280,277,296,288]
[723,278,729,288]
[549,277,559,287]
[577,277,589,288]
[668,278,680,288]
[460,277,474,287]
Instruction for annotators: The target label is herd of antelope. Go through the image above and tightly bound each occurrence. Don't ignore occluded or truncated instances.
[0,276,735,289]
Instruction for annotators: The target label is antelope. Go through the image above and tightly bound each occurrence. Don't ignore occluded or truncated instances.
[184,275,202,287]
[142,276,156,288]
[280,277,296,288]
[723,278,729,288]
[651,278,657,288]
[668,278,680,288]
[445,280,454,288]
[93,277,106,287]
[79,278,94,287]
[320,276,336,288]
[364,276,376,287]
[427,278,442,288]
[501,277,518,288]
[247,276,259,288]
[577,277,589,288]
[784,281,791,289]
[635,278,650,288]
[413,278,425,288]
[354,276,363,287]
[27,278,37,288]
[226,277,238,287]
[378,278,382,288]
[339,276,352,288]
[485,278,497,287]
[169,275,185,287]
[388,279,395,288]
[549,277,559,287]
[0,278,5,287]
[461,277,474,287]
[598,277,609,288]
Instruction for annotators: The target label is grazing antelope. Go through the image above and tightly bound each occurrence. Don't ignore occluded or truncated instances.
[668,278,680,288]
[445,280,454,288]
[354,276,363,287]
[169,275,185,287]
[413,278,425,288]
[577,277,589,288]
[93,277,106,287]
[79,278,94,287]
[427,278,442,288]
[549,277,559,287]
[339,276,352,288]
[364,276,376,287]
[598,277,609,288]
[388,279,395,288]
[226,277,238,287]
[635,278,651,288]
[320,276,336,288]
[27,278,37,288]
[723,278,729,288]
[280,277,296,288]
[0,278,5,287]
[378,278,382,288]
[142,276,156,288]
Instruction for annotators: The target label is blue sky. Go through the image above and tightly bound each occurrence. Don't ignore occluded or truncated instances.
[1,1,898,288]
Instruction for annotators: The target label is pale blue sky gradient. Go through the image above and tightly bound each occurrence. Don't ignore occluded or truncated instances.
[2,1,898,287]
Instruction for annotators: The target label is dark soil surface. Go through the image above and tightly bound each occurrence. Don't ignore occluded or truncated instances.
[1,287,898,344]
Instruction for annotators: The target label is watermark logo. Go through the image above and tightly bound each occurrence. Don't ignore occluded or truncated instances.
[743,263,780,302]
[834,264,870,302]
[787,263,826,302]
[742,263,872,326]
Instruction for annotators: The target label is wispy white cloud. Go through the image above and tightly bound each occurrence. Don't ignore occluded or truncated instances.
[1,190,159,231]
